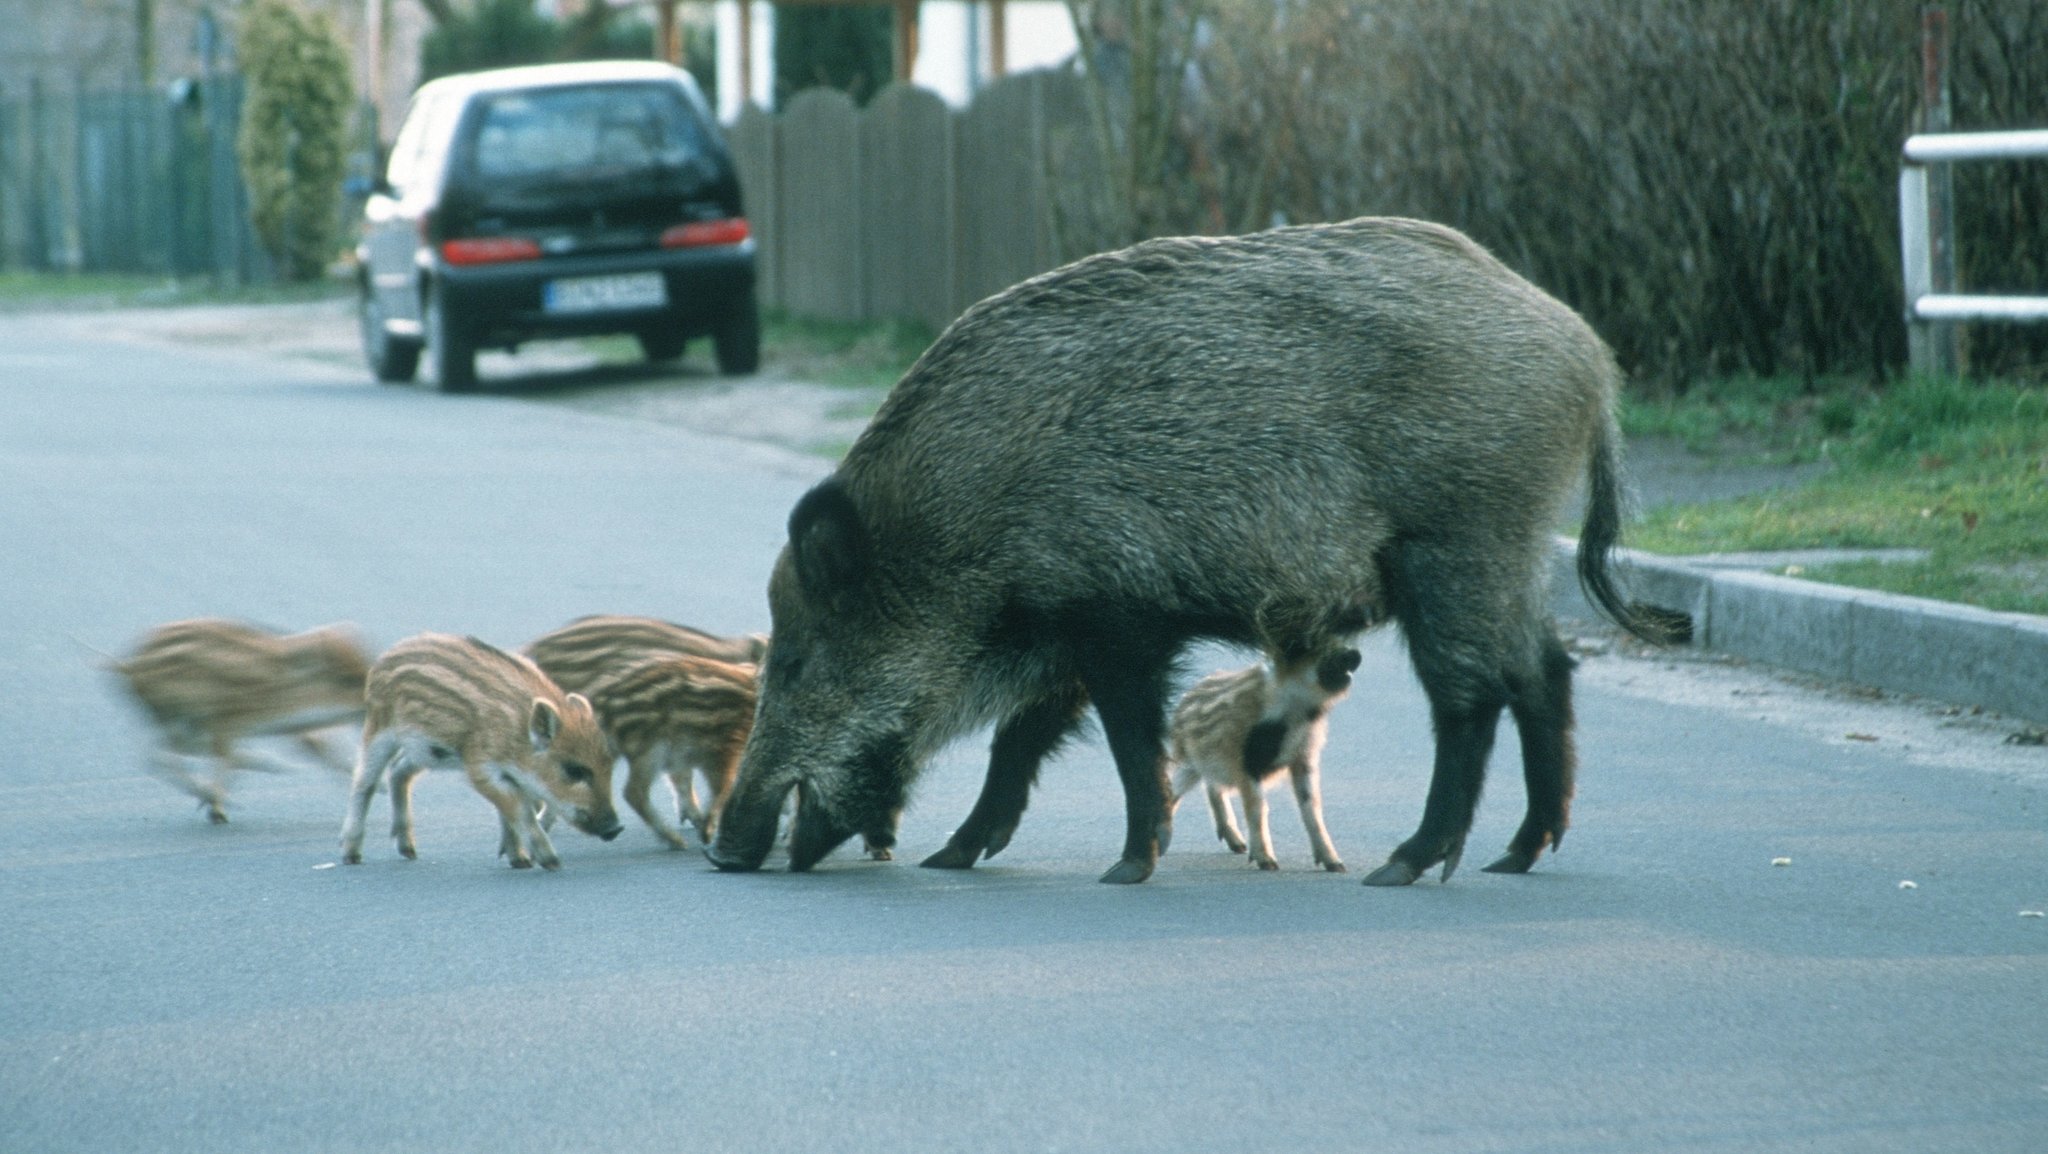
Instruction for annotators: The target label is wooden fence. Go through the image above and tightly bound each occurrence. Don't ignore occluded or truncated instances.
[729,68,1106,333]
[0,76,268,281]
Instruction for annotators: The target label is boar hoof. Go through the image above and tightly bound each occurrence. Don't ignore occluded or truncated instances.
[1098,857,1154,885]
[1361,859,1421,887]
[705,845,765,872]
[1482,849,1536,874]
[919,842,980,870]
[867,845,894,862]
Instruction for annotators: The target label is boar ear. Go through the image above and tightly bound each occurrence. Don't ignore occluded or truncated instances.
[529,698,562,752]
[788,479,870,604]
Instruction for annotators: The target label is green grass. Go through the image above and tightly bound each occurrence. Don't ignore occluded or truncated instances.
[1628,376,2048,615]
[760,309,935,392]
[0,270,350,312]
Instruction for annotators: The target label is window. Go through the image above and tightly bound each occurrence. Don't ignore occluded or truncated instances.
[465,83,710,184]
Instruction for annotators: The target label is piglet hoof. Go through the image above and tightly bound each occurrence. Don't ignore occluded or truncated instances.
[1098,857,1154,885]
[1222,836,1248,855]
[919,842,980,870]
[398,845,417,861]
[340,851,362,866]
[1253,857,1280,872]
[1361,859,1421,887]
[207,807,229,825]
[508,857,533,870]
[1481,849,1537,874]
[1321,860,1348,874]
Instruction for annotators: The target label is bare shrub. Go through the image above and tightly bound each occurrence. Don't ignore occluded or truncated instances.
[1061,0,2048,384]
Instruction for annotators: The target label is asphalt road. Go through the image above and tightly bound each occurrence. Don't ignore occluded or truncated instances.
[1,317,2043,1154]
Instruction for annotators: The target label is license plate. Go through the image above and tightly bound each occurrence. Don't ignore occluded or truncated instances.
[544,272,667,314]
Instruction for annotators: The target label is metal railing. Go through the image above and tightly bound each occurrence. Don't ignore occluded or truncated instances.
[1898,128,2048,373]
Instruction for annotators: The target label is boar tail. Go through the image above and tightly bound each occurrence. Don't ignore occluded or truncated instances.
[1576,420,1677,645]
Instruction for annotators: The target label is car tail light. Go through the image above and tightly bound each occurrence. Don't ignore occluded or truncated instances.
[660,218,751,249]
[440,236,543,265]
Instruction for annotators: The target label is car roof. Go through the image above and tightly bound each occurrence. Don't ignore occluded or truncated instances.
[416,60,695,104]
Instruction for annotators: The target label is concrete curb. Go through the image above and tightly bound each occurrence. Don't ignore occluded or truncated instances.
[1550,538,2048,728]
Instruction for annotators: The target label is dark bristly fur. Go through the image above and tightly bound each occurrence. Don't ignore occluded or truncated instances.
[707,216,1660,885]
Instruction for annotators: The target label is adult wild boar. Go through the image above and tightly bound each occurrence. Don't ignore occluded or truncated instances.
[707,216,1661,886]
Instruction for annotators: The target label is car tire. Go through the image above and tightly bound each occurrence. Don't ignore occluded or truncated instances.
[426,282,477,393]
[359,285,421,384]
[713,292,761,376]
[636,325,687,363]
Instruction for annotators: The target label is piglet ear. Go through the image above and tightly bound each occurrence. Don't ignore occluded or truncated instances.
[788,478,870,606]
[529,698,562,752]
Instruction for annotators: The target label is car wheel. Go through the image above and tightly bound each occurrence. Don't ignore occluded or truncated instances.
[359,284,420,384]
[426,282,477,393]
[713,292,761,376]
[636,325,687,364]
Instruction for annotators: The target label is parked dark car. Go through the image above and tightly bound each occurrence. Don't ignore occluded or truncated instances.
[355,61,758,390]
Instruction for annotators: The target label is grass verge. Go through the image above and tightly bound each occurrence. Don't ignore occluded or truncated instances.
[1625,375,2048,615]
[759,309,935,393]
[0,271,350,312]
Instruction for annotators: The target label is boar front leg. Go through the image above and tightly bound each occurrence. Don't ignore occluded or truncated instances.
[1077,642,1176,885]
[339,734,399,864]
[922,682,1088,870]
[626,749,692,850]
[1288,760,1345,872]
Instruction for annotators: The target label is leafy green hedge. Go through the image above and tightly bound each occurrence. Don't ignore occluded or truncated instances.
[237,0,352,282]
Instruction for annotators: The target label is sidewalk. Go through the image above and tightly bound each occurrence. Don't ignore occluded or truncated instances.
[1551,539,2048,730]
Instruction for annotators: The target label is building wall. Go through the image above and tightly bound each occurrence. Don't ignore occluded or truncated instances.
[0,0,428,135]
[713,0,1075,121]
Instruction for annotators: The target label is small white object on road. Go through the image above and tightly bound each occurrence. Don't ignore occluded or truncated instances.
[1772,857,1793,867]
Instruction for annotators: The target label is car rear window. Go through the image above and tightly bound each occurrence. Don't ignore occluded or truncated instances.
[464,82,711,184]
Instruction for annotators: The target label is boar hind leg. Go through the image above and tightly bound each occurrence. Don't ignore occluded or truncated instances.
[149,745,229,823]
[1203,784,1249,854]
[1077,646,1177,885]
[923,683,1088,870]
[1364,547,1514,887]
[388,757,428,859]
[1484,631,1577,875]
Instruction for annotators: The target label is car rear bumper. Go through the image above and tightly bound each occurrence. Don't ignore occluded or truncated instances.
[437,241,755,343]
